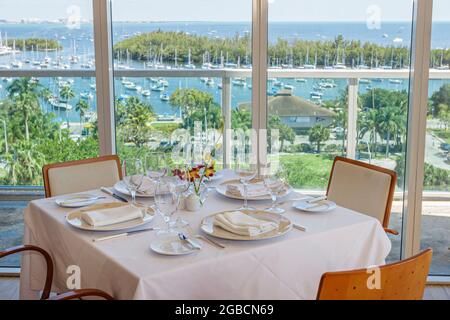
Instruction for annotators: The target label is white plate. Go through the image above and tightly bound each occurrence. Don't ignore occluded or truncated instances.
[66,202,155,232]
[150,237,197,256]
[113,177,155,198]
[292,200,337,213]
[55,194,100,208]
[215,179,292,201]
[200,210,293,241]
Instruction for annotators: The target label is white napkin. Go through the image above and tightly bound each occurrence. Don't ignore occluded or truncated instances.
[226,182,269,198]
[81,205,143,227]
[214,211,278,237]
[137,177,156,195]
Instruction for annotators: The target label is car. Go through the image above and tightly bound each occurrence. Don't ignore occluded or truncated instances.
[440,143,450,152]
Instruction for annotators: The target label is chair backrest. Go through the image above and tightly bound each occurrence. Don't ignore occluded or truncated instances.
[316,249,432,300]
[326,156,397,229]
[43,155,122,198]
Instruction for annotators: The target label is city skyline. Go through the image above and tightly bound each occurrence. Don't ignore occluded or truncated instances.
[0,0,450,22]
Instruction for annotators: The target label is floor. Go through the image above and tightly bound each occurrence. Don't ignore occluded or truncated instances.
[0,277,448,300]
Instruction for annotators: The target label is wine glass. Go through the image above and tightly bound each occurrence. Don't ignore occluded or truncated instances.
[234,162,257,211]
[154,180,178,235]
[262,164,287,214]
[121,158,145,205]
[145,152,168,193]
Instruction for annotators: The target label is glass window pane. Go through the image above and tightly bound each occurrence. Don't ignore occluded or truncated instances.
[421,0,450,276]
[0,1,97,268]
[111,0,253,169]
[267,0,414,262]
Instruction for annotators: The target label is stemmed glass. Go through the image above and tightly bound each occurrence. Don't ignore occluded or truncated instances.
[154,179,178,235]
[121,158,145,205]
[145,152,168,183]
[262,164,287,214]
[234,162,257,211]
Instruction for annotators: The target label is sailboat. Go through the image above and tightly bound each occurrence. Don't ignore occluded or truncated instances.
[10,40,22,68]
[303,47,316,69]
[184,48,195,69]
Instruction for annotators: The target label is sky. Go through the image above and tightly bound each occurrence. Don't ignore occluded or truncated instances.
[0,0,449,22]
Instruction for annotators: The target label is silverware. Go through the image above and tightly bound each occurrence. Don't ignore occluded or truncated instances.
[101,187,129,203]
[293,223,307,232]
[306,195,327,204]
[194,234,226,249]
[93,227,159,242]
[178,232,202,250]
[185,226,225,249]
[59,196,106,205]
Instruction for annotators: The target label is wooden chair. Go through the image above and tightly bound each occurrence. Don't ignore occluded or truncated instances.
[42,155,122,198]
[316,248,433,300]
[326,156,398,235]
[0,245,114,300]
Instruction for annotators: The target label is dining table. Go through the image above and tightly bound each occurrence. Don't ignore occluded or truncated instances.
[19,169,391,300]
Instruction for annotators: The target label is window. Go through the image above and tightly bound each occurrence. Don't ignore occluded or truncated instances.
[0,0,98,267]
[420,0,450,276]
[0,0,447,279]
[266,0,414,262]
[111,0,253,169]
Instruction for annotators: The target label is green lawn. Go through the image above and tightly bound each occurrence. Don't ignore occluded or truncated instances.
[280,153,334,190]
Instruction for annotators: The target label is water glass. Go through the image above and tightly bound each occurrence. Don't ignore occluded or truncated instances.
[145,152,168,196]
[234,162,257,211]
[121,158,145,205]
[263,168,286,214]
[154,180,178,235]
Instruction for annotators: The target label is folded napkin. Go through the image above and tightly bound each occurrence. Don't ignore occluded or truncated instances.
[81,205,143,227]
[130,177,170,196]
[214,211,278,237]
[226,182,269,198]
[136,177,156,195]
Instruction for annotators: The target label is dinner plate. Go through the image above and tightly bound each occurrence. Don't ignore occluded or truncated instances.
[55,193,100,208]
[113,177,155,198]
[66,202,154,232]
[200,210,293,241]
[150,237,197,256]
[215,179,292,201]
[292,200,337,213]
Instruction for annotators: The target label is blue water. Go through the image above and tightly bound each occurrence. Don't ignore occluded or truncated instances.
[1,21,450,122]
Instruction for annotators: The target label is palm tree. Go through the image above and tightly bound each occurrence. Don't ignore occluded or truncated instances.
[6,78,42,142]
[7,77,41,99]
[59,85,75,103]
[75,99,89,133]
[359,108,380,156]
[378,107,398,158]
[309,125,330,153]
[59,86,75,127]
[6,141,45,185]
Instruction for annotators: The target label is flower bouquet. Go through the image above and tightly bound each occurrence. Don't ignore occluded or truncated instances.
[172,162,216,211]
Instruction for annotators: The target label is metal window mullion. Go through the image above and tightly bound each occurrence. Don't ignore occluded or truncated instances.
[93,0,115,156]
[252,0,268,171]
[402,0,433,259]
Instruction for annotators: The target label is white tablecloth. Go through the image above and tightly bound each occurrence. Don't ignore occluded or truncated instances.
[20,170,391,300]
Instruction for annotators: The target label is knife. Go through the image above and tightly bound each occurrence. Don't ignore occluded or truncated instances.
[101,187,129,203]
[306,195,327,204]
[93,227,159,242]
